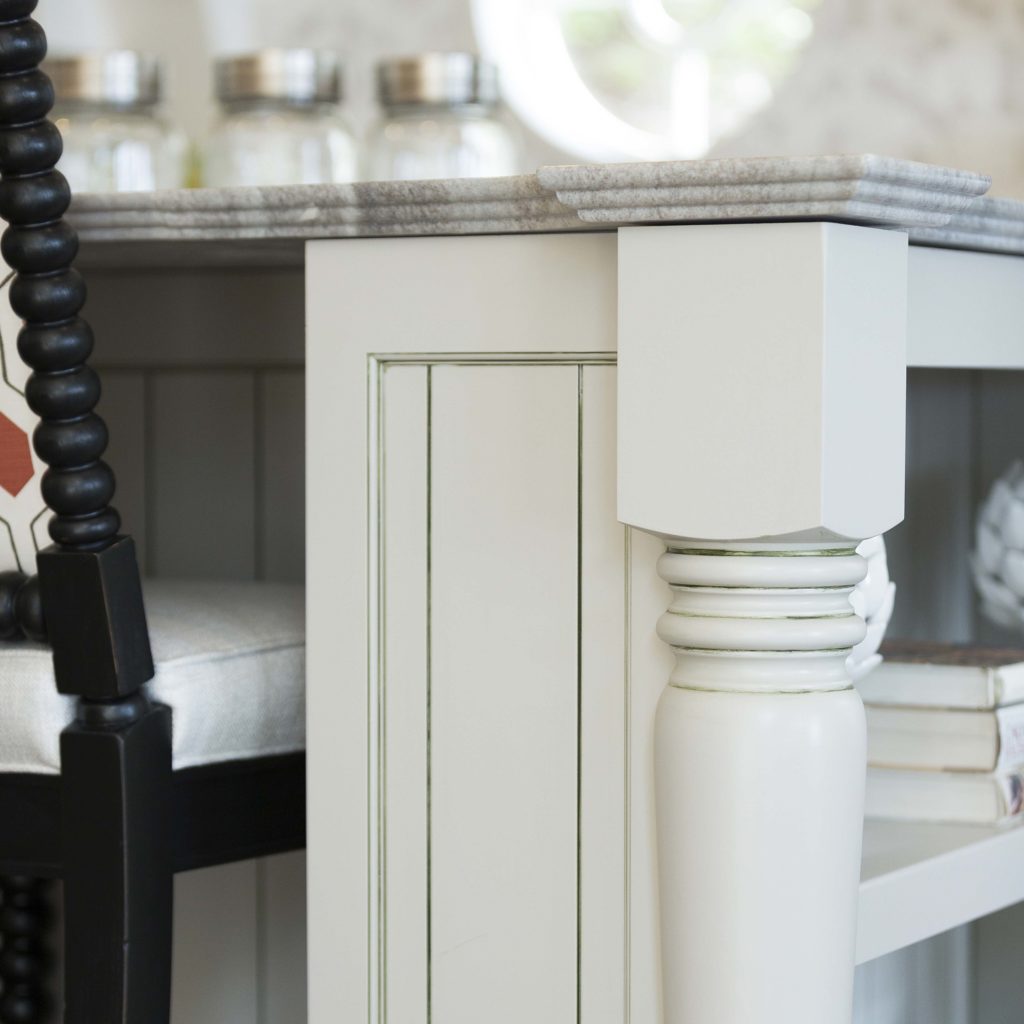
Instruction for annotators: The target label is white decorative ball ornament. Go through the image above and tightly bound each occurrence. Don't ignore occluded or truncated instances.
[972,461,1024,632]
[848,536,896,681]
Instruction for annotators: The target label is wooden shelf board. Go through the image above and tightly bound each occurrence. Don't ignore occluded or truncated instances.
[857,817,1024,963]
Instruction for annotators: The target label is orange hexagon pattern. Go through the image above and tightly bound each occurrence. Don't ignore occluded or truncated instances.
[0,260,45,573]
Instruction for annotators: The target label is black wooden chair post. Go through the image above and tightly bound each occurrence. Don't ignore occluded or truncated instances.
[0,877,49,1023]
[0,3,173,1022]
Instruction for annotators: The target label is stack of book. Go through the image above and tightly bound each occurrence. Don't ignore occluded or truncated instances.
[858,640,1024,826]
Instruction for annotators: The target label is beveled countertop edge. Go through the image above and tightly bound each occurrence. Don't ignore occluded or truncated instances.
[67,155,1024,258]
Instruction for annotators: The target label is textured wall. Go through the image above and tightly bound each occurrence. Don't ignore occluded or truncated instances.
[714,0,1024,196]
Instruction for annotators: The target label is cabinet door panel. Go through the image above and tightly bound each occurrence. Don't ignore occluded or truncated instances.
[321,355,671,1023]
[430,365,579,1024]
[579,365,628,1024]
[383,366,431,1024]
[307,233,633,1024]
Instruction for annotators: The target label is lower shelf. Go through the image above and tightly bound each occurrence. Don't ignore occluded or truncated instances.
[857,817,1024,963]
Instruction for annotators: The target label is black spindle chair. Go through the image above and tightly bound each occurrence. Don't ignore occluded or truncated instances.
[0,4,307,1022]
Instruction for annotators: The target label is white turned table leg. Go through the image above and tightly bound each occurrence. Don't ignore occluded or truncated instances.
[654,544,867,1024]
[616,221,910,1023]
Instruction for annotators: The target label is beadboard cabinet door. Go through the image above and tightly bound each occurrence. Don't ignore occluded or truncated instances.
[307,232,672,1023]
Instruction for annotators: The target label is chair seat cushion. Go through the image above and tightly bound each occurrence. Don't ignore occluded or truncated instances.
[0,580,305,774]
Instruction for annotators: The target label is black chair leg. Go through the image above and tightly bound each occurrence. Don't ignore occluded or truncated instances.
[0,876,50,1024]
[61,699,173,1024]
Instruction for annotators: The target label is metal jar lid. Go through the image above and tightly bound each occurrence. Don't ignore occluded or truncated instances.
[376,53,500,109]
[215,50,342,105]
[46,51,162,108]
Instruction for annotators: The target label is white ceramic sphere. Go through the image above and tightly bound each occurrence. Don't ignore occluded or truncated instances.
[848,535,896,681]
[972,461,1024,632]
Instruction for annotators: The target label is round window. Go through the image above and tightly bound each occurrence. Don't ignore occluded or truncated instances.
[472,0,822,162]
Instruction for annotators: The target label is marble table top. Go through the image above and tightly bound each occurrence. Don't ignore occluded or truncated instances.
[69,154,1024,260]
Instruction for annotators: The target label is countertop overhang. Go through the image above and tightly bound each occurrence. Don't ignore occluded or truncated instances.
[68,154,1024,267]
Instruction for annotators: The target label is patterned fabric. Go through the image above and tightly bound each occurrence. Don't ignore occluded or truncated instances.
[0,258,46,574]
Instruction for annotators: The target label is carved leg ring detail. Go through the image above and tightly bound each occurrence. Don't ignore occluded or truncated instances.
[654,544,868,1024]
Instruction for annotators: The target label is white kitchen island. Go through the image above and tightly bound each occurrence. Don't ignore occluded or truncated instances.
[72,155,1024,1024]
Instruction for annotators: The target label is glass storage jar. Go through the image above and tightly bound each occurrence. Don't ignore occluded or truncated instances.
[203,50,357,187]
[367,53,522,181]
[47,52,187,193]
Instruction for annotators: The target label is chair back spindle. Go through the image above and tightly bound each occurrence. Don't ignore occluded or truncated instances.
[0,0,153,698]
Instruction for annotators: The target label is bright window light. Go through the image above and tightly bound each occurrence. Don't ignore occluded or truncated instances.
[472,0,822,162]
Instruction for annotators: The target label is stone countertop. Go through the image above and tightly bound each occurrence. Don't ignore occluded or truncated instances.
[68,154,1024,263]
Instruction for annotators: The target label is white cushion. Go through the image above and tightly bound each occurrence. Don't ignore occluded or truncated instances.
[0,579,305,774]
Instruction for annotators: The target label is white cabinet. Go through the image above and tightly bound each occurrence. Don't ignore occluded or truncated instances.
[306,233,669,1022]
[306,222,1024,1024]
